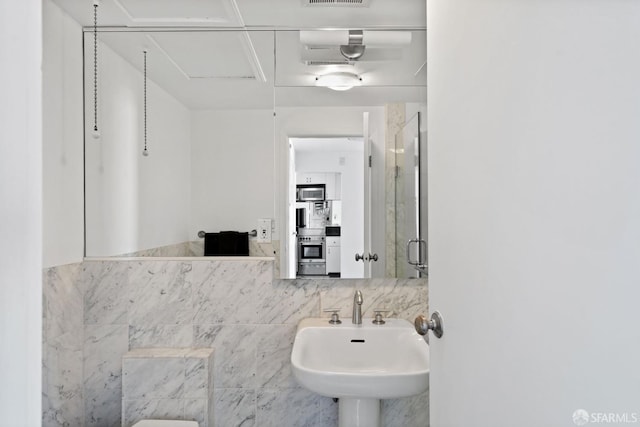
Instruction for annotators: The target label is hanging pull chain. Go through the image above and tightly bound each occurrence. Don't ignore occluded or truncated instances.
[142,49,149,156]
[92,0,100,139]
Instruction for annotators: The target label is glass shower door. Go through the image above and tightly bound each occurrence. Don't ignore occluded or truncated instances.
[394,111,426,278]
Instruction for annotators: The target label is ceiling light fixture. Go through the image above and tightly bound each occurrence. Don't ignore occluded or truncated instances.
[340,44,366,60]
[300,30,412,48]
[315,72,362,91]
[340,29,366,60]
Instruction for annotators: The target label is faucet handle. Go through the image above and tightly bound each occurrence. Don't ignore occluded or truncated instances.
[372,309,390,325]
[323,308,342,324]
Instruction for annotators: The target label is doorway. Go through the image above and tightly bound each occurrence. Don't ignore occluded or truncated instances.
[287,137,365,279]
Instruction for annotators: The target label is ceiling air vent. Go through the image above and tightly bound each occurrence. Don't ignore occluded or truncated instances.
[302,0,371,7]
[305,60,354,66]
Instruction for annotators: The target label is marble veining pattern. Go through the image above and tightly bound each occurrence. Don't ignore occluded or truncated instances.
[121,348,214,427]
[44,258,429,426]
[129,324,194,349]
[83,261,129,325]
[256,388,338,427]
[83,324,128,427]
[383,390,429,427]
[43,262,84,427]
[185,357,208,399]
[385,103,406,278]
[258,279,320,324]
[214,388,256,427]
[255,324,297,389]
[120,239,279,263]
[192,260,268,324]
[184,398,211,427]
[249,240,280,277]
[122,241,197,257]
[122,357,185,399]
[360,278,429,319]
[127,261,194,327]
[194,324,257,389]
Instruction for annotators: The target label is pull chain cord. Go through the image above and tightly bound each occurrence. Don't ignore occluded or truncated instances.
[142,49,149,156]
[92,1,100,139]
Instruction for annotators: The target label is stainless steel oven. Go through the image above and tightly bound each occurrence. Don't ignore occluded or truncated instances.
[298,236,325,261]
[297,231,326,276]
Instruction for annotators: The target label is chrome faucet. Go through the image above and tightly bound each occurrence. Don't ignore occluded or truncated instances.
[352,290,363,324]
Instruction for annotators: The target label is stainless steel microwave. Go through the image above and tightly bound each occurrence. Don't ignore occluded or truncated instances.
[297,184,325,201]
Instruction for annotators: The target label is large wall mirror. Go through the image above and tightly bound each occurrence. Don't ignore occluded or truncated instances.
[83,28,426,279]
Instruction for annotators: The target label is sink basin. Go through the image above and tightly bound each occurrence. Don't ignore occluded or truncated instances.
[291,317,429,400]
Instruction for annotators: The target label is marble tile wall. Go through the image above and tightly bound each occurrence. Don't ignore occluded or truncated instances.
[117,241,282,280]
[385,103,406,278]
[123,242,198,257]
[122,348,215,427]
[43,262,84,427]
[43,257,429,427]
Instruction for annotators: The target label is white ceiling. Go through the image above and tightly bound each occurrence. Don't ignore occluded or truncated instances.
[56,0,427,110]
[54,0,426,29]
[292,137,364,153]
[90,30,276,109]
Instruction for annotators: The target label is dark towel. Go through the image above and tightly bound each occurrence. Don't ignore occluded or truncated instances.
[204,231,249,256]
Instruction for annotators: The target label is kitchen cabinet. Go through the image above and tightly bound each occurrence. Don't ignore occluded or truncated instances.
[297,173,325,185]
[326,236,341,275]
[325,173,341,200]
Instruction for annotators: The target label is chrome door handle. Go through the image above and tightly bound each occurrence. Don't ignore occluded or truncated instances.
[414,311,444,338]
[406,239,426,265]
[407,239,428,273]
[355,253,378,262]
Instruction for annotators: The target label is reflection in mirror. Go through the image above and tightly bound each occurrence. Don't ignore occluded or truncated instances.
[83,29,275,258]
[395,112,428,278]
[83,28,426,279]
[275,30,426,279]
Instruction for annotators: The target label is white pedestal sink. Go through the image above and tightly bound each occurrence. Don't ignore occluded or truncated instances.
[290,317,429,427]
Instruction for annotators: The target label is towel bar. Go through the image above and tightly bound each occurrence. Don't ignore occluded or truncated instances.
[198,229,257,238]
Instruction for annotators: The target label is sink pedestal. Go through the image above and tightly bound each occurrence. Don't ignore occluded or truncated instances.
[339,398,380,427]
[291,317,429,427]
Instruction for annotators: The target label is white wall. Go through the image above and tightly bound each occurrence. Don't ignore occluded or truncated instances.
[0,0,42,424]
[190,109,275,238]
[294,138,365,278]
[429,0,640,426]
[275,106,386,277]
[42,0,84,267]
[84,39,191,256]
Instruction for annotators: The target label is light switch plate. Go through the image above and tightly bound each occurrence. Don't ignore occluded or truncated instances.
[258,218,272,243]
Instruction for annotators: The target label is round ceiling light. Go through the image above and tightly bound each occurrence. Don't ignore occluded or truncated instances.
[315,72,362,91]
